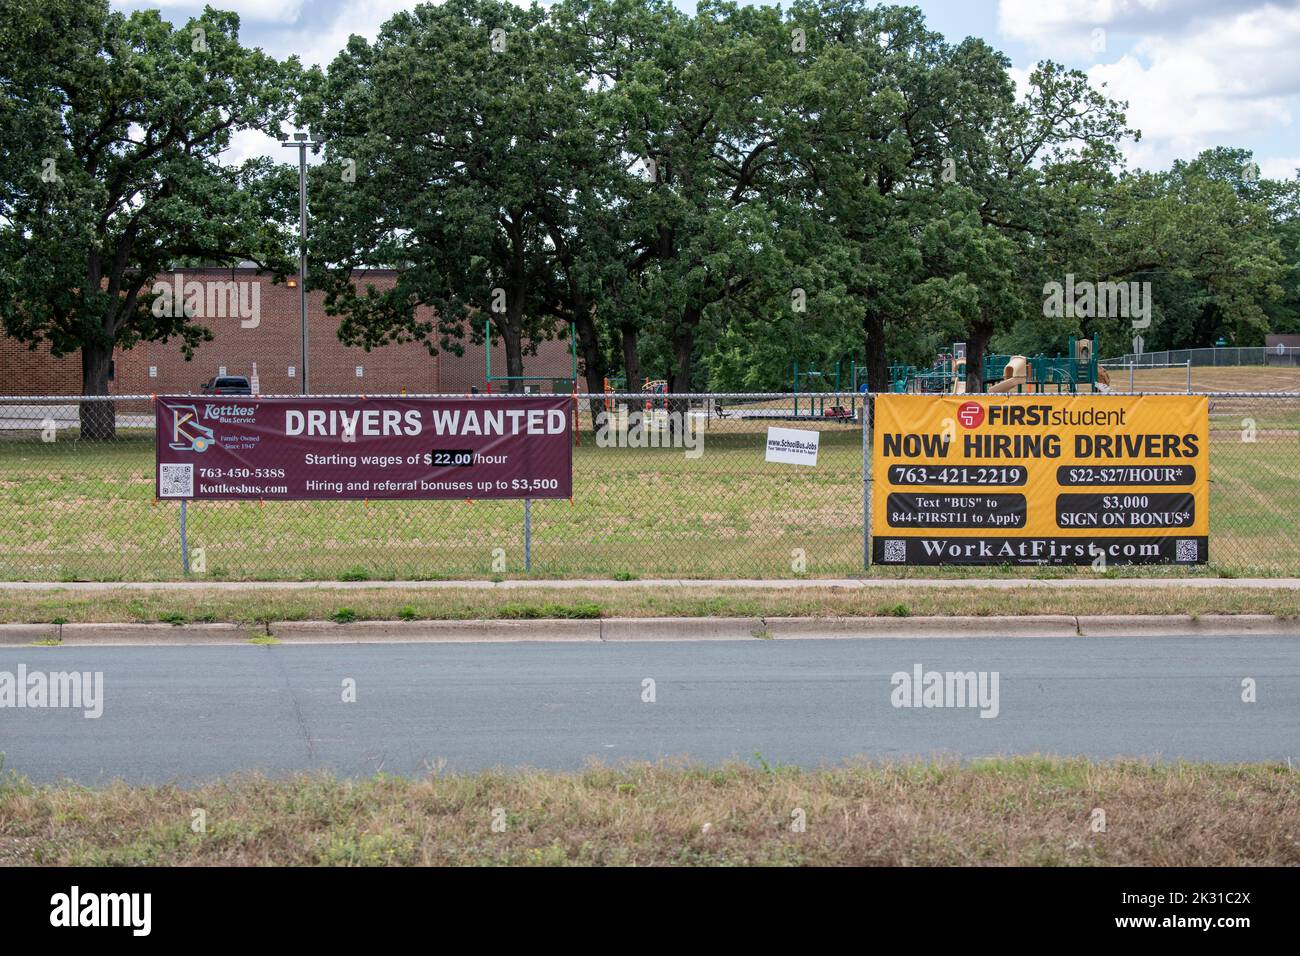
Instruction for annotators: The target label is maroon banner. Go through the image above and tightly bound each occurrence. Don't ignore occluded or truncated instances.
[155,396,572,500]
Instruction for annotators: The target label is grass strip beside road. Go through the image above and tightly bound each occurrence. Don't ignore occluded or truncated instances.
[1,757,1295,866]
[1,584,1296,625]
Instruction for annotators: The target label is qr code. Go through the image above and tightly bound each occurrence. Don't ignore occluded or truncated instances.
[159,463,193,498]
[883,539,907,563]
[1175,538,1198,563]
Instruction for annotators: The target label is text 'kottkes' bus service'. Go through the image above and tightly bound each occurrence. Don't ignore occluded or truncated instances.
[871,394,1209,566]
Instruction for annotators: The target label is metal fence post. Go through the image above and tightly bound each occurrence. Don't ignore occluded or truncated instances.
[862,393,872,570]
[523,497,532,572]
[1186,360,1192,393]
[180,499,190,575]
[1129,363,1135,392]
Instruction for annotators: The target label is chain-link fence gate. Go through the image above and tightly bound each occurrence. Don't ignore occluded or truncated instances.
[0,391,1295,580]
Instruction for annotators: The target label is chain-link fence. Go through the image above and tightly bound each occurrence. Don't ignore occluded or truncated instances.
[1105,346,1300,367]
[0,391,1296,580]
[1096,359,1300,394]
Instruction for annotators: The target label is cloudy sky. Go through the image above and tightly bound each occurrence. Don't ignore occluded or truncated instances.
[113,0,1300,180]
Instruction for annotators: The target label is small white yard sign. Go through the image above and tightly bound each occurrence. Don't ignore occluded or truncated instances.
[765,427,819,466]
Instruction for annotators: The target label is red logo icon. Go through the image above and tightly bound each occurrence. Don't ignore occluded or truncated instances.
[957,401,985,428]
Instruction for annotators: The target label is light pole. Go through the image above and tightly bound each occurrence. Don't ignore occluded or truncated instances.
[281,132,320,394]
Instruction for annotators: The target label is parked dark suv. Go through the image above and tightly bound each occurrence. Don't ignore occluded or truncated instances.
[200,376,252,395]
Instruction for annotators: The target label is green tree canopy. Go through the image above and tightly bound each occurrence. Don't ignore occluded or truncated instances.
[0,0,301,436]
[308,0,597,392]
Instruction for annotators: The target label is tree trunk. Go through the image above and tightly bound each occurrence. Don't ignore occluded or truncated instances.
[667,309,700,394]
[572,307,607,431]
[502,308,525,393]
[79,344,116,441]
[620,325,642,392]
[666,316,699,438]
[966,323,992,394]
[668,333,692,394]
[864,311,887,394]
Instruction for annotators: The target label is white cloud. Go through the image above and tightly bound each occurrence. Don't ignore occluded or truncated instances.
[115,1,423,67]
[281,1,418,69]
[220,127,290,166]
[998,0,1273,47]
[999,0,1147,59]
[114,1,305,22]
[232,1,425,164]
[117,0,541,164]
[1258,156,1300,179]
[1000,1,1300,170]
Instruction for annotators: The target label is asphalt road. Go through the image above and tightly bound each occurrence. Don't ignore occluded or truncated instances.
[2,636,1297,785]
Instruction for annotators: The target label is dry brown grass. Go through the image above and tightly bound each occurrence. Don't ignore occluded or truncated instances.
[1,583,1296,626]
[1,758,1295,866]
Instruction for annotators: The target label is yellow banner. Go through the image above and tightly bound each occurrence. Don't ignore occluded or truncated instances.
[871,394,1209,566]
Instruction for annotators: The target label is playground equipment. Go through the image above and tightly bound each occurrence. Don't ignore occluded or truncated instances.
[792,358,864,418]
[598,377,677,436]
[484,317,578,394]
[602,376,622,411]
[902,350,967,394]
[889,335,1108,394]
[986,355,1029,393]
[641,380,668,410]
[639,380,670,430]
[482,316,583,445]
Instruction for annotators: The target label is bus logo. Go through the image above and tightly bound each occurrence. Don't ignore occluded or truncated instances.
[169,405,215,453]
[958,401,985,429]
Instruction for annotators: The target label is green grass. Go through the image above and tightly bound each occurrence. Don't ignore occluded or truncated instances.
[2,757,1295,866]
[0,583,1294,625]
[495,601,602,619]
[0,410,1296,580]
[1126,365,1300,393]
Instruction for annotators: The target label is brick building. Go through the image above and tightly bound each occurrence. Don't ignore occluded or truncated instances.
[0,267,579,396]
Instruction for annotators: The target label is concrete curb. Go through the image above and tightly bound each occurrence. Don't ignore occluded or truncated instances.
[2,614,1294,646]
[0,623,59,644]
[600,617,766,641]
[0,622,255,645]
[763,615,1082,639]
[1076,614,1297,637]
[271,619,601,643]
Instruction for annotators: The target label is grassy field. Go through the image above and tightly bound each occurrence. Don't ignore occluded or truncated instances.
[2,757,1295,865]
[0,394,1296,581]
[1115,364,1300,394]
[2,583,1297,625]
[0,423,861,581]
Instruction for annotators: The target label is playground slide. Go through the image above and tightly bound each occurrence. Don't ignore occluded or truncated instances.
[985,355,1029,394]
